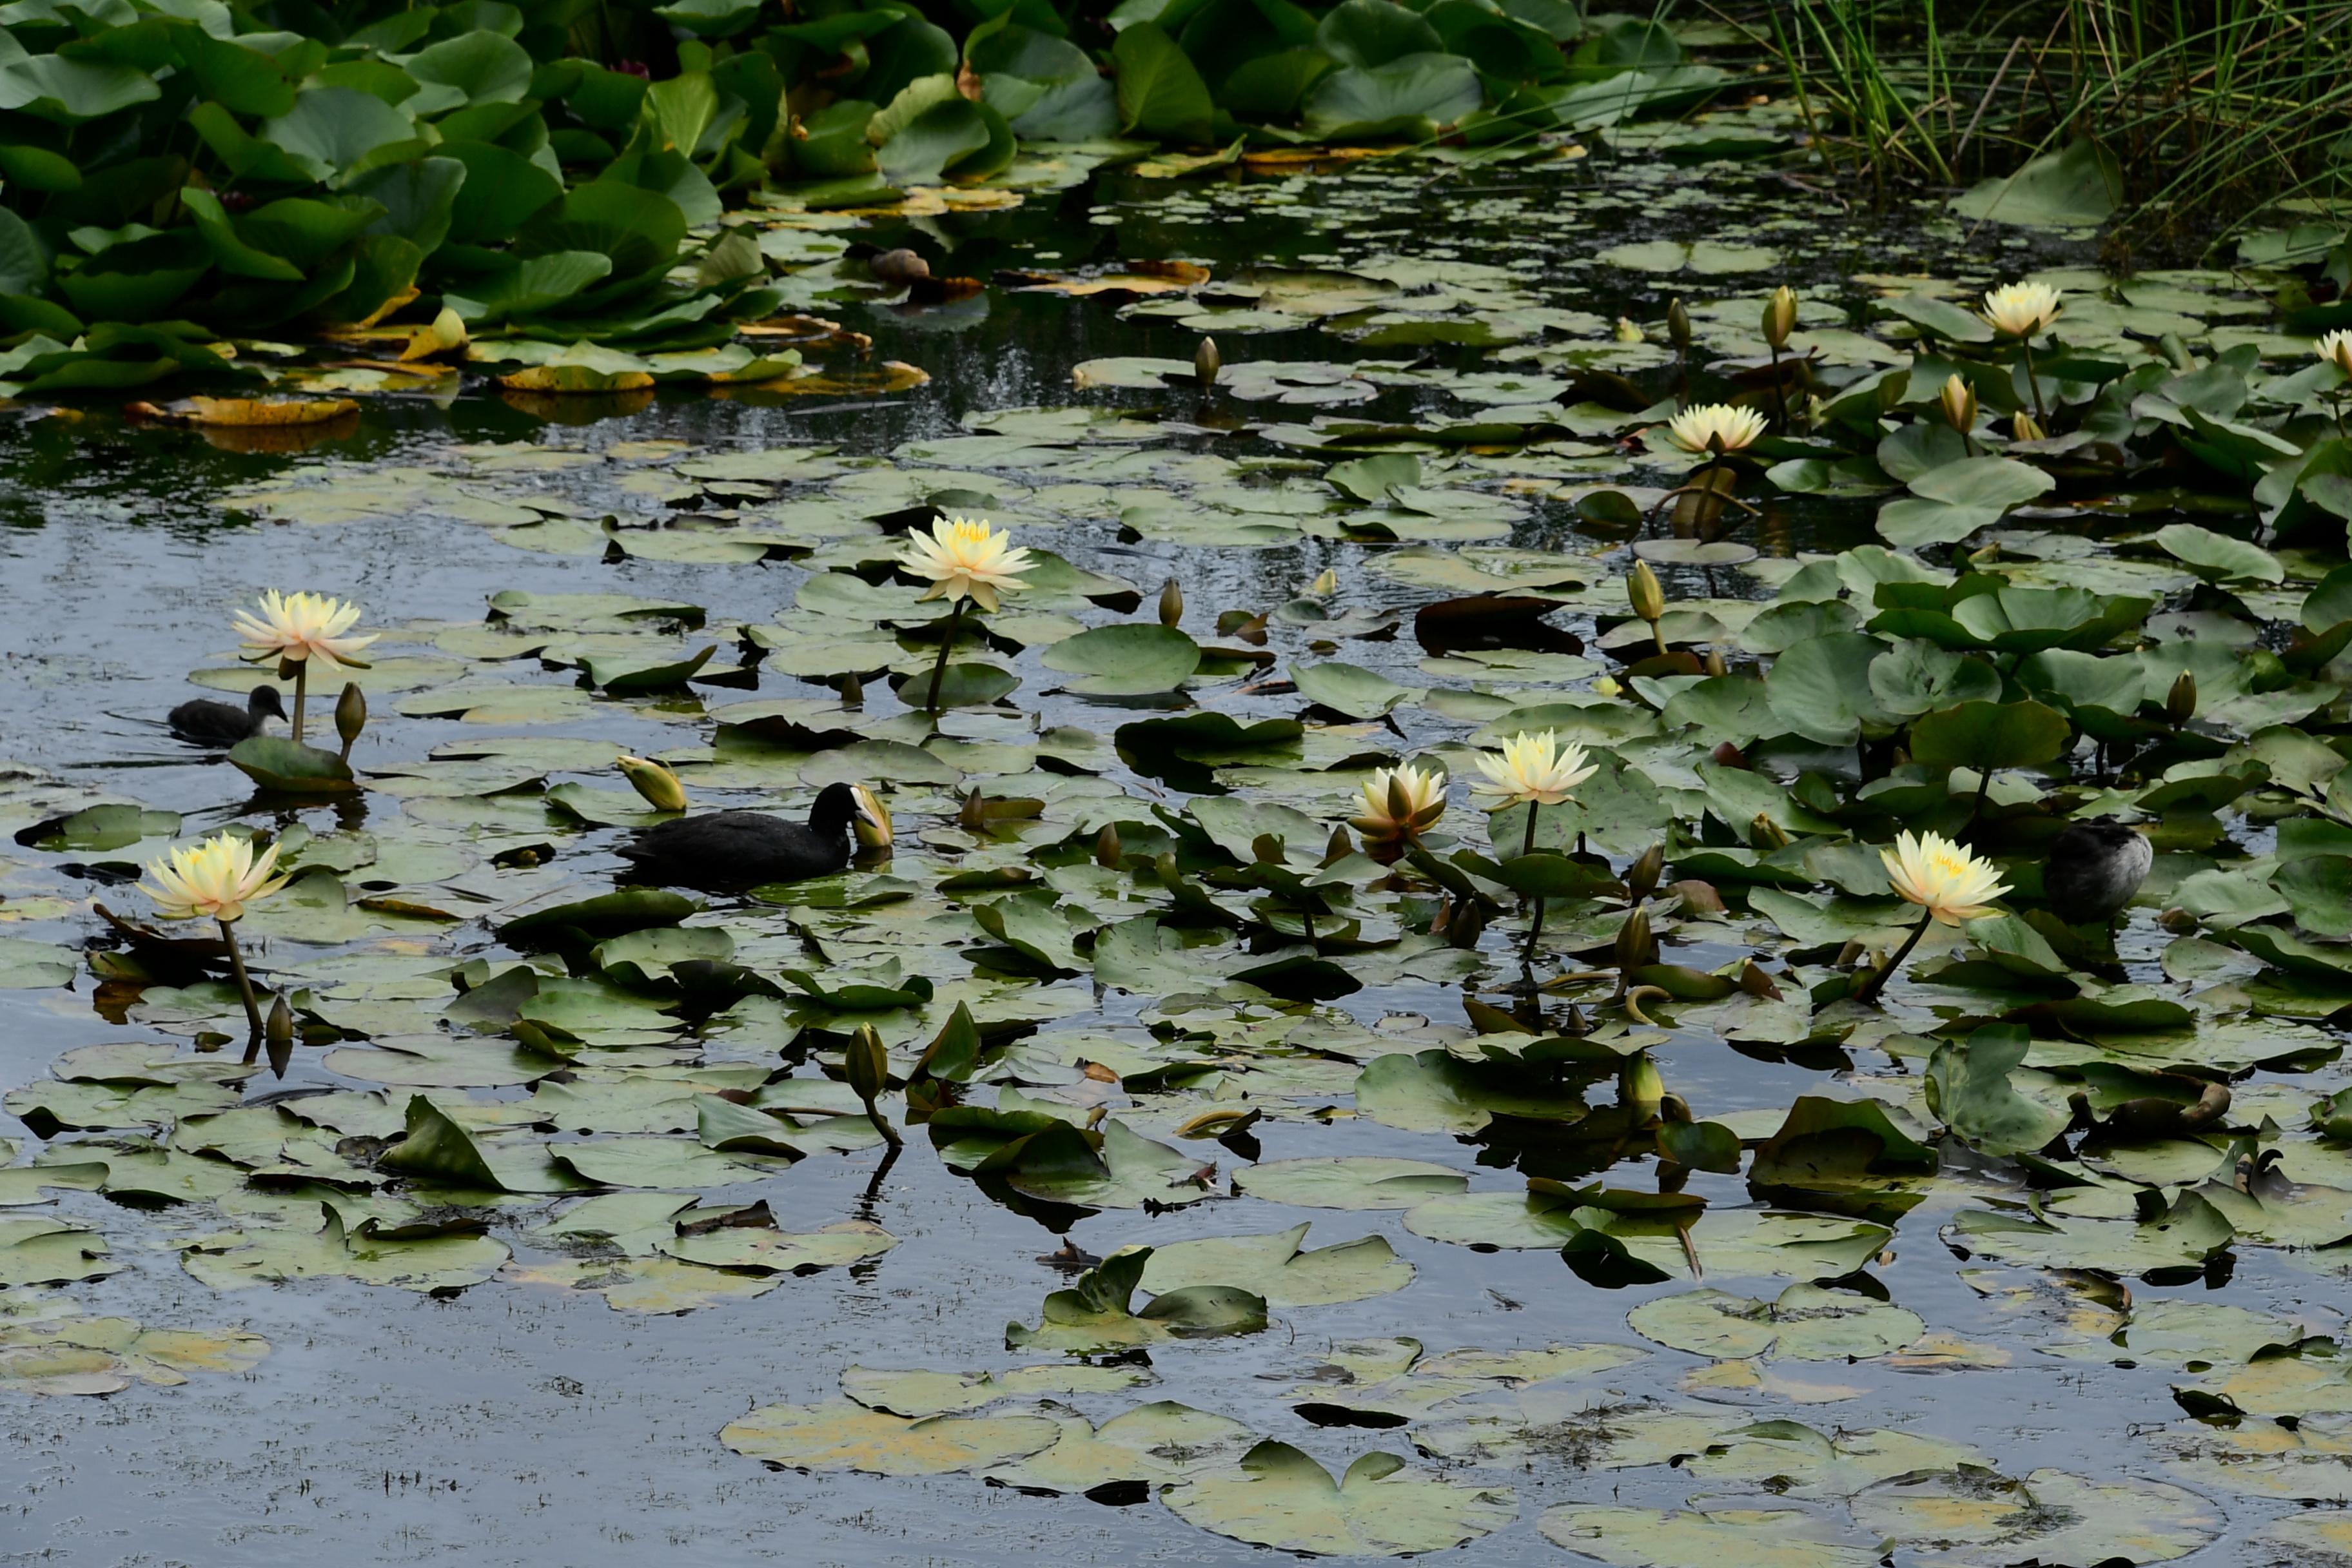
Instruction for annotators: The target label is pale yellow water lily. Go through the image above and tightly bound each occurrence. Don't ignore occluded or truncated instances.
[140,833,289,923]
[1663,403,1767,455]
[1471,730,1597,810]
[232,590,377,669]
[898,516,1032,612]
[1881,830,2009,925]
[2318,329,2352,379]
[616,755,687,813]
[850,783,892,849]
[1979,280,2063,337]
[1348,764,1446,848]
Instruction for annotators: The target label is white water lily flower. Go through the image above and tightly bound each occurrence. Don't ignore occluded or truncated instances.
[1980,280,2063,337]
[1881,829,2010,925]
[1348,764,1447,847]
[1663,403,1767,455]
[140,833,289,923]
[2318,329,2352,379]
[898,516,1032,612]
[1470,731,1597,810]
[232,590,377,669]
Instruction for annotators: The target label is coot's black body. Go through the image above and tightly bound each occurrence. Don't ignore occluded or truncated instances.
[2044,818,2152,924]
[169,685,286,747]
[615,783,861,892]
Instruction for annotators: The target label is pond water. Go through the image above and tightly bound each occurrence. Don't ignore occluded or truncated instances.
[3,143,2346,1567]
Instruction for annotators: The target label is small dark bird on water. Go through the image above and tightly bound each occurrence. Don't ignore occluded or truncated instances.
[2043,817,2152,925]
[169,685,286,747]
[615,782,879,892]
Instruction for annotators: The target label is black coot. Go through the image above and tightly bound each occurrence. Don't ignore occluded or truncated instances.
[169,685,286,747]
[2044,818,2152,924]
[615,783,864,891]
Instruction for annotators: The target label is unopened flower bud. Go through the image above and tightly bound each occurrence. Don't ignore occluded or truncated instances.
[1763,285,1797,351]
[1614,904,1654,972]
[616,755,688,813]
[1667,299,1690,354]
[1750,812,1790,849]
[1626,843,1664,902]
[2166,670,2197,725]
[1195,336,1220,387]
[1703,648,1727,677]
[845,1023,889,1107]
[1619,1053,1663,1117]
[2012,409,2044,441]
[839,671,863,710]
[1613,317,1643,344]
[1095,823,1122,868]
[1628,561,1665,624]
[1938,373,1977,436]
[1159,578,1184,627]
[334,681,366,758]
[265,991,294,1075]
[851,783,892,849]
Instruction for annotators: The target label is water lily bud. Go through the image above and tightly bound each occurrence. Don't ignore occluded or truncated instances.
[1627,560,1665,624]
[1195,336,1220,387]
[845,1023,889,1106]
[1703,648,1727,678]
[1324,825,1354,865]
[1937,373,1977,436]
[1614,904,1654,972]
[1750,812,1790,849]
[616,755,689,814]
[2166,670,2197,725]
[1159,578,1184,627]
[1308,567,1337,598]
[1612,317,1644,344]
[1763,284,1798,351]
[1094,823,1122,868]
[839,671,863,710]
[1593,674,1622,698]
[1667,299,1690,354]
[1619,1053,1664,1117]
[264,991,294,1075]
[850,783,893,849]
[2322,329,2352,379]
[333,681,366,758]
[2012,409,2044,441]
[1626,843,1663,903]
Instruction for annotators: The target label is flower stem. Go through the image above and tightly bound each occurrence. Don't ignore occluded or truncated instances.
[1768,343,1788,428]
[926,597,965,716]
[290,663,308,746]
[221,918,264,1052]
[1521,803,1540,859]
[1522,892,1547,966]
[2021,339,2048,424]
[1854,913,1932,1007]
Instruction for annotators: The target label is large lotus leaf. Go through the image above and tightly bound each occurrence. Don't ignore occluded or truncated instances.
[1353,1049,1587,1134]
[661,1219,897,1272]
[1851,1465,2219,1565]
[226,736,359,795]
[983,1402,1258,1494]
[1303,52,1481,139]
[1293,660,1413,718]
[438,141,561,244]
[1946,1190,2232,1277]
[259,87,418,180]
[181,1202,507,1293]
[2152,521,2281,585]
[1764,632,1892,746]
[1950,135,2123,227]
[1628,1284,1923,1361]
[1907,698,2072,771]
[1539,1504,1883,1568]
[839,1362,1152,1418]
[872,93,1003,186]
[993,1118,1210,1210]
[719,1402,1059,1475]
[1164,1441,1515,1556]
[1867,640,2000,718]
[514,182,687,295]
[0,1218,118,1288]
[406,30,532,110]
[1317,0,1444,67]
[1926,1025,2070,1156]
[0,54,161,122]
[1137,1222,1411,1306]
[1233,1157,1467,1210]
[1004,1248,1268,1353]
[2276,856,2352,939]
[1041,623,1201,696]
[1112,23,1212,143]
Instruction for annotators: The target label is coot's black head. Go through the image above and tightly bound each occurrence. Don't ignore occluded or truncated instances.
[248,685,288,721]
[807,781,859,839]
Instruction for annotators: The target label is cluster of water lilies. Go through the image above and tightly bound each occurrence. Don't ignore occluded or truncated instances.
[139,590,375,1059]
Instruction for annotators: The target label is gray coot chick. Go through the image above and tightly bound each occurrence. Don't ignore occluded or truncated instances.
[169,685,286,747]
[616,783,868,892]
[2044,817,2152,924]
